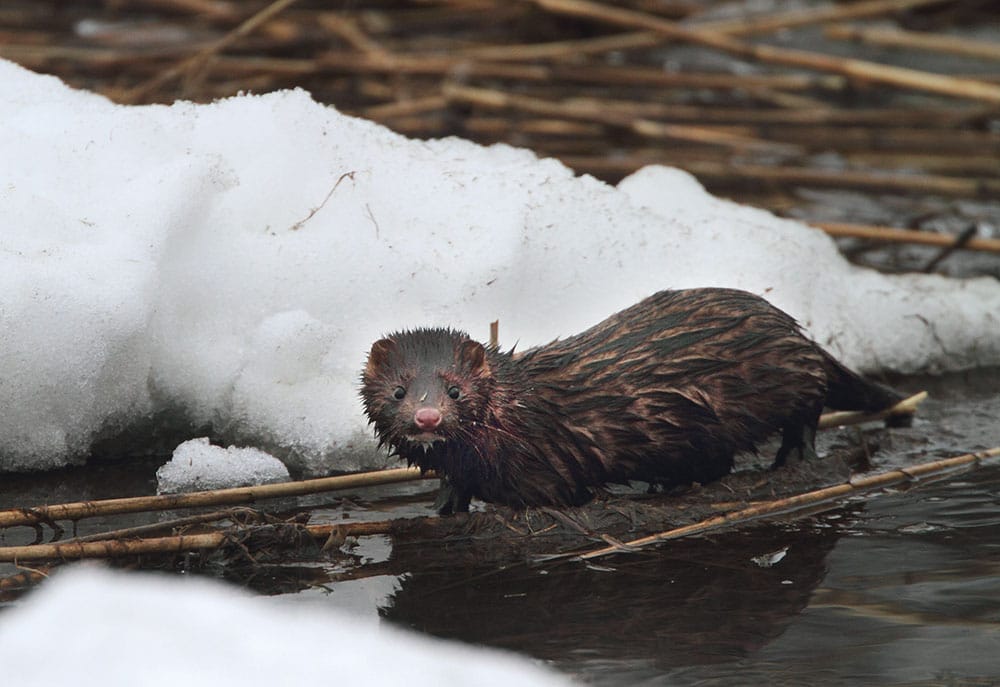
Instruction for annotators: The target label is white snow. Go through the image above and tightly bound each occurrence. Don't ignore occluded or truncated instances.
[156,437,290,493]
[0,565,573,687]
[1,59,999,476]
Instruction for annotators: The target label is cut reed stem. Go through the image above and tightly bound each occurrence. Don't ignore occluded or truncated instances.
[0,467,431,529]
[565,446,1000,561]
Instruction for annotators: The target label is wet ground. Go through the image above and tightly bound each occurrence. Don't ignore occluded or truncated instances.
[1,2,999,683]
[2,368,999,685]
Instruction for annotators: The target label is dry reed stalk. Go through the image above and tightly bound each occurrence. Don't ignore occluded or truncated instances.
[489,95,985,128]
[0,467,431,529]
[0,517,406,563]
[566,447,1000,561]
[0,531,230,562]
[816,222,1000,254]
[681,161,999,198]
[9,445,995,566]
[120,0,302,103]
[443,83,800,154]
[460,116,605,138]
[533,0,1000,104]
[61,509,247,544]
[819,391,927,430]
[827,24,1000,62]
[0,566,52,592]
[692,0,949,37]
[455,30,664,61]
[363,95,449,119]
[842,153,1000,176]
[733,125,1000,154]
[309,51,843,90]
[316,12,385,55]
[130,0,240,22]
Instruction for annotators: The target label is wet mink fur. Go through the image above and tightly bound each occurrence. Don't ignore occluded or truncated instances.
[360,288,907,513]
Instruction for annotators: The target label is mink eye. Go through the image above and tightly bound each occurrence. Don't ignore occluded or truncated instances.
[447,386,461,400]
[392,386,406,400]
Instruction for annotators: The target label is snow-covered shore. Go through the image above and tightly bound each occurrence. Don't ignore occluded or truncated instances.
[2,59,998,476]
[0,565,573,686]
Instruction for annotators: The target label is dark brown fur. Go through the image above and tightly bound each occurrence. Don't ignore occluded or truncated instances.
[360,288,906,512]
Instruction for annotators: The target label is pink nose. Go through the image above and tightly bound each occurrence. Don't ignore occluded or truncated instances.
[414,407,442,431]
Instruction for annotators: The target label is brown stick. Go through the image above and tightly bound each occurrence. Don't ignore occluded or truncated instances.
[363,95,449,119]
[474,96,985,127]
[815,221,1000,254]
[681,161,1000,198]
[309,51,841,90]
[0,531,231,562]
[455,30,664,61]
[0,566,52,592]
[120,0,302,103]
[567,447,1000,561]
[827,24,1000,63]
[8,445,995,564]
[443,83,800,154]
[60,509,245,544]
[0,467,431,529]
[692,0,949,37]
[532,0,1000,104]
[0,517,403,563]
[819,391,927,430]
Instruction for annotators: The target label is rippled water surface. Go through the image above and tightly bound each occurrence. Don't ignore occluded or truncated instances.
[2,369,999,686]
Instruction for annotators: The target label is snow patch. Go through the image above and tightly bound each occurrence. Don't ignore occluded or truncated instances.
[156,438,290,493]
[2,59,999,476]
[0,565,572,687]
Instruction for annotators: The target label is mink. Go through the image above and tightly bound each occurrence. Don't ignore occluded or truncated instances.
[360,288,908,513]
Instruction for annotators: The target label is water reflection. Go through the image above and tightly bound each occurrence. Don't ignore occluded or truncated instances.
[379,466,1000,685]
[381,523,842,670]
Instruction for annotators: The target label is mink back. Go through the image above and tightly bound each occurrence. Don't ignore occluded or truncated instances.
[360,288,892,509]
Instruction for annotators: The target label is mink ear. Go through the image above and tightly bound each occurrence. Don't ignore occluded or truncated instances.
[457,339,489,373]
[366,339,396,376]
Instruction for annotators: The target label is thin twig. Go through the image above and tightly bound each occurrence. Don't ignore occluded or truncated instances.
[120,0,302,103]
[815,222,1000,254]
[827,23,1000,62]
[819,391,927,430]
[0,467,432,529]
[443,83,800,154]
[692,0,949,37]
[556,447,1000,562]
[532,0,1000,104]
[680,161,1000,198]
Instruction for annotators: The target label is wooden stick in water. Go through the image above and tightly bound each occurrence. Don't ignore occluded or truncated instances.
[819,391,926,430]
[0,467,431,529]
[564,446,1000,562]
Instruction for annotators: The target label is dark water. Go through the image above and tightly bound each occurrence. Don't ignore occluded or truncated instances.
[1,369,999,686]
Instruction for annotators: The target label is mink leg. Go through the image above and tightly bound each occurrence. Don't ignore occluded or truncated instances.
[434,477,471,515]
[773,420,819,468]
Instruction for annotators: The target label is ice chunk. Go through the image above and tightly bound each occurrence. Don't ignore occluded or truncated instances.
[0,565,572,687]
[156,438,290,493]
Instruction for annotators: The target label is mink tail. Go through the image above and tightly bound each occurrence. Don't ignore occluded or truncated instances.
[820,349,912,427]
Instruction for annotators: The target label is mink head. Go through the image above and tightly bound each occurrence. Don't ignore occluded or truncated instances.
[360,328,494,452]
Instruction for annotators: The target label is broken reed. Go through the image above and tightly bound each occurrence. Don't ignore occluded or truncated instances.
[0,467,433,529]
[1,443,996,564]
[0,394,925,530]
[567,445,1000,561]
[2,0,997,223]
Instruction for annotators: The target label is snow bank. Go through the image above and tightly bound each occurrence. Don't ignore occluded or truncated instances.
[0,565,572,687]
[156,438,289,493]
[1,59,998,475]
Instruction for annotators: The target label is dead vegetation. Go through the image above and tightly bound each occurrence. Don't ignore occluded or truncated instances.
[1,0,999,273]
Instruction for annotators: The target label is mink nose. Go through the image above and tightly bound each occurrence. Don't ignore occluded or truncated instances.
[414,407,442,431]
